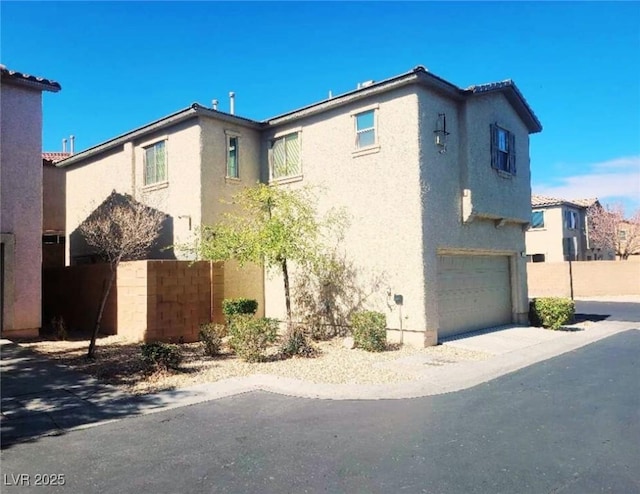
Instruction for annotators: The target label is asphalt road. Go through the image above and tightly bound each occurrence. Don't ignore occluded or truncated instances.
[574,300,640,323]
[2,329,639,494]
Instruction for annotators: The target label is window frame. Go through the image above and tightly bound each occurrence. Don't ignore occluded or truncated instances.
[564,209,578,230]
[226,132,240,179]
[490,123,516,175]
[143,139,168,186]
[269,130,302,182]
[531,211,545,229]
[351,104,380,153]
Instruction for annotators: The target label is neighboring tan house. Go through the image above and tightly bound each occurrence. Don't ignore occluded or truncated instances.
[58,66,542,345]
[616,219,640,261]
[526,195,612,263]
[0,65,60,337]
[42,152,70,269]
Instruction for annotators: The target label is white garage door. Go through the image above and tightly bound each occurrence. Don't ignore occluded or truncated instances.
[437,255,512,339]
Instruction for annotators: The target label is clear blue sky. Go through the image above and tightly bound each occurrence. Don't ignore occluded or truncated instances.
[2,1,639,211]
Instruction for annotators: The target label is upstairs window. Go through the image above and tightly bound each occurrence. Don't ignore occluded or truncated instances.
[227,135,239,178]
[270,132,300,180]
[490,124,516,174]
[355,109,376,149]
[564,210,578,230]
[618,230,627,241]
[531,211,545,229]
[144,141,167,185]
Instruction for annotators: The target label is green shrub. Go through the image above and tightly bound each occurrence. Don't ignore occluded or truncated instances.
[350,311,387,352]
[529,298,575,330]
[199,323,226,356]
[280,326,318,358]
[140,342,183,371]
[228,315,278,362]
[222,298,258,323]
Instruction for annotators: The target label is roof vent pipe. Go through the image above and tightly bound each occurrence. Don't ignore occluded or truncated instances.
[70,135,75,155]
[62,138,67,153]
[212,99,218,110]
[229,91,235,115]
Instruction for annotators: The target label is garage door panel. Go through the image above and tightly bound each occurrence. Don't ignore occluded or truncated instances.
[437,255,512,338]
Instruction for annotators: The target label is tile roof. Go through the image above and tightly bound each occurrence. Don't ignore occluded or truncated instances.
[42,152,71,164]
[465,80,542,133]
[0,64,61,92]
[532,194,598,209]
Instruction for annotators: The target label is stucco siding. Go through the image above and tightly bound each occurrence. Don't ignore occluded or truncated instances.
[199,117,262,226]
[43,163,65,233]
[526,207,563,262]
[0,83,43,333]
[418,88,531,340]
[262,87,426,337]
[65,145,133,263]
[464,93,531,222]
[66,120,203,263]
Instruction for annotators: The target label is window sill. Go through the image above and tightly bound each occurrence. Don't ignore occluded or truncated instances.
[352,144,381,158]
[496,169,515,179]
[225,176,242,184]
[142,181,169,192]
[270,174,303,185]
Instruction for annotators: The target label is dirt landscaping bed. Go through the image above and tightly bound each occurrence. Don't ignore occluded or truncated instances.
[19,334,491,395]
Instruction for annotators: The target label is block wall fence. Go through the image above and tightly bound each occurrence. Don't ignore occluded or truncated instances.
[527,261,640,298]
[43,260,234,342]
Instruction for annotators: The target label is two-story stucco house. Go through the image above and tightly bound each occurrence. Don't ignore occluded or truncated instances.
[1,65,60,337]
[58,66,542,345]
[526,195,611,263]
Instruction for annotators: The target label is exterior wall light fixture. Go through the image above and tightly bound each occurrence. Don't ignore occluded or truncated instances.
[434,112,450,154]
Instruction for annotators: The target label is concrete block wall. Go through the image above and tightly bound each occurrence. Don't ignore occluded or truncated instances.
[528,261,640,298]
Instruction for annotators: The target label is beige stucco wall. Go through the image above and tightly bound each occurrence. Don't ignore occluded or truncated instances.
[66,116,264,263]
[418,90,531,342]
[43,162,65,233]
[262,86,427,344]
[261,85,534,345]
[528,261,640,297]
[526,207,564,262]
[0,83,43,335]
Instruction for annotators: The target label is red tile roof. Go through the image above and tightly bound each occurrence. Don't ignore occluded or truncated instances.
[42,152,71,164]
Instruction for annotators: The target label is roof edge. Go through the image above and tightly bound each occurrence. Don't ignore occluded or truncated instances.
[0,66,61,92]
[57,104,262,168]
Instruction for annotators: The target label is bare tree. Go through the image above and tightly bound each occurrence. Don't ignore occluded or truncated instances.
[79,192,165,358]
[587,202,640,260]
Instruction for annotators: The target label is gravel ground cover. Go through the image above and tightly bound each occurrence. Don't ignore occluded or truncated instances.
[19,335,490,395]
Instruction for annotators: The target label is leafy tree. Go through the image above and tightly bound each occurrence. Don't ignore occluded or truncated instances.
[198,184,345,328]
[587,202,640,260]
[79,192,165,358]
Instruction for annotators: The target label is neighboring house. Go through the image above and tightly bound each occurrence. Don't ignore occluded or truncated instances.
[42,152,70,269]
[58,66,542,345]
[0,65,60,337]
[526,195,612,262]
[616,219,640,261]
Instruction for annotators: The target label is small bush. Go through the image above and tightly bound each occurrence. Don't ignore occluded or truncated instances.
[199,323,226,356]
[51,316,68,340]
[228,315,278,362]
[222,298,258,323]
[350,311,387,352]
[140,342,183,371]
[280,326,318,358]
[529,297,575,330]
